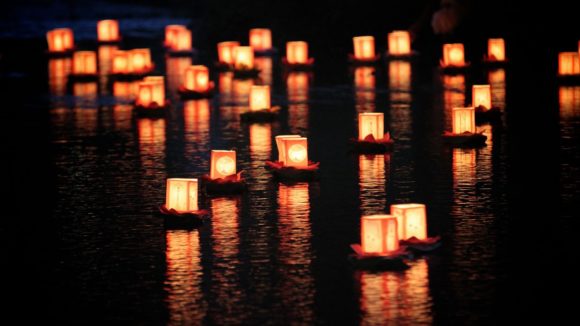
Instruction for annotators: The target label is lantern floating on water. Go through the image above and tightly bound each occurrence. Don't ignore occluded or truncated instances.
[267,135,319,180]
[390,204,426,241]
[558,52,580,76]
[360,215,399,255]
[233,46,256,73]
[284,41,314,67]
[354,113,393,153]
[130,49,153,74]
[486,38,505,62]
[280,137,308,167]
[217,41,239,67]
[97,20,120,43]
[249,85,270,111]
[441,43,466,68]
[165,25,192,53]
[210,150,237,179]
[352,36,378,62]
[135,76,166,110]
[249,28,273,53]
[47,28,74,54]
[165,178,199,213]
[387,31,411,57]
[179,65,214,98]
[472,85,492,110]
[71,51,97,77]
[443,107,487,146]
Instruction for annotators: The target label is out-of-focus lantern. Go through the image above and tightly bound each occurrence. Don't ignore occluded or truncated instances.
[387,31,411,56]
[165,25,186,49]
[249,28,272,51]
[111,50,129,74]
[390,203,427,240]
[47,28,74,53]
[279,137,308,167]
[234,46,254,70]
[171,28,192,52]
[472,84,492,110]
[183,65,210,92]
[353,36,376,61]
[130,48,153,73]
[358,112,384,140]
[558,52,580,76]
[165,178,198,212]
[249,85,270,111]
[136,76,165,107]
[97,19,120,42]
[452,107,475,134]
[286,41,309,64]
[210,150,237,179]
[217,41,239,65]
[72,51,97,75]
[487,38,505,62]
[275,135,301,162]
[361,215,399,254]
[442,43,465,67]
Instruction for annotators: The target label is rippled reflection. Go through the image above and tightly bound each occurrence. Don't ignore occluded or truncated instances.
[559,86,580,118]
[137,118,166,178]
[255,57,273,85]
[388,60,412,106]
[98,45,117,95]
[113,104,133,131]
[48,57,71,97]
[113,81,140,100]
[442,74,466,130]
[354,67,376,112]
[218,72,234,103]
[73,82,98,108]
[232,78,254,105]
[359,154,389,215]
[166,57,192,96]
[488,68,506,109]
[184,99,210,146]
[287,72,310,134]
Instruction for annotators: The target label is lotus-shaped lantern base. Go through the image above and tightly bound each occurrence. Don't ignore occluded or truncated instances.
[202,172,246,195]
[439,61,471,74]
[475,105,502,123]
[385,50,419,60]
[134,100,170,118]
[400,236,442,253]
[178,83,215,99]
[157,205,208,229]
[351,134,394,153]
[281,58,315,71]
[254,47,278,57]
[442,131,487,147]
[111,67,155,81]
[265,160,320,181]
[348,54,381,66]
[241,106,281,123]
[233,67,261,79]
[349,244,411,270]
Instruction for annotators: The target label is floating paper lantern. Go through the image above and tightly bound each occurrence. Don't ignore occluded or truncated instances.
[358,112,384,140]
[210,150,237,179]
[390,203,427,240]
[234,46,254,70]
[165,178,198,212]
[136,76,165,107]
[286,41,309,64]
[353,36,376,60]
[172,28,192,51]
[249,28,272,51]
[217,41,239,65]
[130,49,152,73]
[183,65,210,92]
[47,28,74,53]
[275,135,301,162]
[387,31,411,56]
[249,85,270,111]
[111,50,129,74]
[442,43,465,67]
[165,25,185,48]
[487,38,505,61]
[361,215,399,254]
[279,137,308,167]
[472,85,492,110]
[97,19,120,42]
[558,52,580,76]
[72,51,97,75]
[452,107,475,134]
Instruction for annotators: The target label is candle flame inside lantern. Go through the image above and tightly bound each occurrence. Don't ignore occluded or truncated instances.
[361,215,399,254]
[388,31,411,56]
[452,107,476,134]
[358,112,384,140]
[166,178,198,212]
[249,28,272,51]
[558,52,580,76]
[234,46,254,70]
[286,41,309,64]
[443,43,465,67]
[353,36,375,60]
[97,19,119,42]
[249,85,270,111]
[390,203,427,240]
[487,38,505,61]
[210,150,237,179]
[217,41,239,65]
[184,65,210,92]
[47,28,74,53]
[73,51,97,75]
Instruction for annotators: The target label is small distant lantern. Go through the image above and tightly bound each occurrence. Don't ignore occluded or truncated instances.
[452,107,476,134]
[165,25,185,48]
[173,28,192,51]
[136,76,165,107]
[183,65,210,92]
[111,50,129,74]
[387,31,411,56]
[472,85,492,110]
[286,41,309,64]
[390,203,427,241]
[558,52,580,76]
[275,135,301,162]
[47,28,74,53]
[353,36,376,60]
[249,85,270,111]
[487,38,505,61]
[129,49,152,73]
[280,137,308,167]
[97,20,120,42]
[358,112,384,140]
[72,51,97,75]
[249,28,272,51]
[210,150,237,179]
[234,46,254,70]
[165,178,198,212]
[217,41,239,65]
[361,215,399,254]
[442,43,465,67]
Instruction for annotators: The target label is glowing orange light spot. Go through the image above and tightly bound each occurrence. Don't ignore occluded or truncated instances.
[210,150,237,179]
[249,28,272,51]
[233,46,254,70]
[72,51,97,75]
[361,215,399,254]
[217,41,239,65]
[487,38,505,61]
[358,112,384,140]
[387,31,411,56]
[452,107,476,134]
[353,36,375,60]
[166,178,198,212]
[97,20,119,42]
[249,85,270,111]
[286,41,309,64]
[47,28,74,53]
[559,52,580,75]
[184,65,210,92]
[443,43,465,67]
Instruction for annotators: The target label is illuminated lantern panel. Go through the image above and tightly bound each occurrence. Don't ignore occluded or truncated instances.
[217,41,240,65]
[286,41,309,64]
[358,112,384,140]
[281,137,308,167]
[234,46,254,70]
[144,76,165,104]
[47,28,74,53]
[443,43,465,67]
[173,28,192,51]
[275,135,301,162]
[97,19,119,42]
[452,107,476,134]
[361,215,399,254]
[165,25,186,48]
[183,65,210,92]
[487,38,505,61]
[130,49,152,73]
[111,50,129,74]
[249,28,272,51]
[136,76,165,107]
[472,84,492,110]
[210,150,237,179]
[390,203,427,240]
[353,36,375,60]
[72,51,97,75]
[165,178,198,212]
[558,52,580,76]
[387,31,411,56]
[249,85,270,111]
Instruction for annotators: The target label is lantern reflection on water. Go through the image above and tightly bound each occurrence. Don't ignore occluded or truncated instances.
[249,124,272,160]
[255,57,273,85]
[442,43,465,67]
[358,155,388,216]
[249,85,270,111]
[233,46,254,70]
[184,100,210,144]
[388,60,412,105]
[97,20,120,42]
[488,69,506,109]
[49,58,71,96]
[390,203,427,241]
[72,51,97,75]
[353,36,376,61]
[472,85,492,110]
[210,150,237,179]
[559,86,580,117]
[287,72,309,102]
[47,28,74,53]
[217,41,239,65]
[487,38,505,61]
[387,31,411,56]
[165,178,198,212]
[249,28,272,51]
[361,215,399,255]
[452,107,476,134]
[558,52,580,76]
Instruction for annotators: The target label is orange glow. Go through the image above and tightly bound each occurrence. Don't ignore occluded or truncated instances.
[287,72,309,101]
[136,76,165,107]
[488,69,506,110]
[442,75,466,115]
[165,25,191,50]
[472,84,492,110]
[361,215,399,254]
[559,86,580,117]
[358,155,388,216]
[387,31,411,56]
[98,45,117,76]
[113,81,139,98]
[255,57,273,85]
[275,135,301,162]
[48,58,71,96]
[281,137,308,167]
[210,150,237,179]
[286,41,309,64]
[558,52,580,75]
[73,82,97,98]
[355,66,376,90]
[233,78,253,103]
[452,107,476,134]
[353,36,375,60]
[487,38,505,61]
[233,46,254,70]
[184,99,210,138]
[388,60,411,90]
[46,28,74,53]
[249,124,272,157]
[442,43,465,67]
[358,112,384,140]
[72,51,97,75]
[183,65,210,92]
[130,49,153,73]
[138,118,166,144]
[249,28,272,51]
[390,203,427,240]
[97,20,119,42]
[166,57,192,94]
[249,85,270,111]
[111,50,129,74]
[217,41,239,65]
[165,178,198,212]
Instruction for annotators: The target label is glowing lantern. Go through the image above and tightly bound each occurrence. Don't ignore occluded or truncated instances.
[279,137,308,167]
[111,50,129,74]
[72,51,97,75]
[47,28,74,53]
[286,41,309,64]
[390,203,427,240]
[442,43,465,67]
[353,36,376,60]
[97,20,119,42]
[234,46,254,70]
[361,215,399,254]
[136,76,165,107]
[387,31,411,56]
[210,150,237,179]
[173,28,192,51]
[249,28,272,51]
[358,112,384,140]
[165,25,186,48]
[183,65,210,92]
[275,135,301,162]
[558,52,580,76]
[249,85,270,111]
[165,178,198,212]
[452,107,476,134]
[487,38,505,61]
[217,41,239,65]
[472,84,492,110]
[129,49,152,73]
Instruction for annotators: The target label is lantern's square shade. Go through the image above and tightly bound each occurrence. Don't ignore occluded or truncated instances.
[452,107,475,134]
[472,85,492,110]
[281,137,308,167]
[218,41,239,65]
[353,36,375,60]
[488,38,505,61]
[47,28,74,53]
[234,46,254,70]
[275,135,301,162]
[210,150,237,179]
[361,214,399,254]
[358,112,384,140]
[286,41,309,64]
[166,178,198,212]
[137,76,165,107]
[388,31,411,55]
[184,65,210,92]
[97,20,119,42]
[249,28,272,51]
[443,43,465,66]
[390,203,427,240]
[249,85,270,111]
[73,51,97,74]
[165,25,187,49]
[558,52,580,76]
